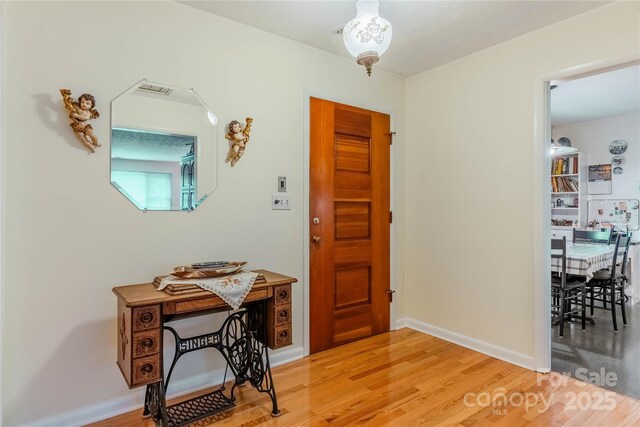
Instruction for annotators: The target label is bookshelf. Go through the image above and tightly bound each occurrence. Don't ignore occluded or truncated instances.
[551,152,586,236]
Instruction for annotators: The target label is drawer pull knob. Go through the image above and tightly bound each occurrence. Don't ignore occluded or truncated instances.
[140,312,154,324]
[141,338,153,348]
[141,364,154,374]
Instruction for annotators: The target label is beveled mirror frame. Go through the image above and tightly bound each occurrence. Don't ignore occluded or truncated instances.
[110,79,218,212]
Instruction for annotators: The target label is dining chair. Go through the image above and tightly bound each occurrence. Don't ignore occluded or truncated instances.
[572,228,612,245]
[619,232,633,302]
[551,236,586,337]
[609,230,633,302]
[586,233,632,332]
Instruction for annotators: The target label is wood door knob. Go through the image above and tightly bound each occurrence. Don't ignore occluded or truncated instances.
[312,235,321,243]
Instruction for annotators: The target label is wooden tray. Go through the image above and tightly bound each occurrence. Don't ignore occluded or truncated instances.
[170,261,247,279]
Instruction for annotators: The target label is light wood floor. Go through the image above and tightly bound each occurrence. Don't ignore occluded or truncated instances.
[89,328,640,426]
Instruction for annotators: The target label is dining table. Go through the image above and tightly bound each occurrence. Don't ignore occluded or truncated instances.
[551,242,615,282]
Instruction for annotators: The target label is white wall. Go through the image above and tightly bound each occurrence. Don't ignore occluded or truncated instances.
[553,113,640,203]
[0,1,406,425]
[405,2,639,361]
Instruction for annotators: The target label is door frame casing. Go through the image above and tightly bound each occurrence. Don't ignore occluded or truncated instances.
[533,51,640,372]
[303,90,397,357]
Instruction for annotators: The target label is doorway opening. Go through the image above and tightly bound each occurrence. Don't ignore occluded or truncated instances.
[546,63,640,399]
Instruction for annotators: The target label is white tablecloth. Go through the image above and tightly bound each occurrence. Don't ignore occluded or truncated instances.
[551,243,614,282]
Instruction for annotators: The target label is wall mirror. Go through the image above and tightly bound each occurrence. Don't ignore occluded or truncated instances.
[111,80,218,211]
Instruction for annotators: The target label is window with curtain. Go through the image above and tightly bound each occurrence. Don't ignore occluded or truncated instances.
[111,171,172,210]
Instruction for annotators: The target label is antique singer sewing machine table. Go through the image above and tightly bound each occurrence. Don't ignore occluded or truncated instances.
[113,270,296,426]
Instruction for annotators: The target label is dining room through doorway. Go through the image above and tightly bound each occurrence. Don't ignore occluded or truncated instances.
[548,63,640,399]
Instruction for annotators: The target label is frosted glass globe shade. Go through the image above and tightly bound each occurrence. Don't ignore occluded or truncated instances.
[343,14,393,58]
[342,1,392,75]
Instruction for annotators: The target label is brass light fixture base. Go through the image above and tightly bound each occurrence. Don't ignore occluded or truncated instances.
[356,52,380,76]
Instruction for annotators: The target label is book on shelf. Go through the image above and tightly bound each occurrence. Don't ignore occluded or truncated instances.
[552,158,563,175]
[551,156,579,176]
[551,176,579,193]
[564,177,576,192]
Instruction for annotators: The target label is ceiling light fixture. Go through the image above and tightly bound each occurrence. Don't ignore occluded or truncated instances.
[343,0,392,76]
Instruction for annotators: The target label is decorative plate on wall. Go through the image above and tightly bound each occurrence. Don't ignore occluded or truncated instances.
[609,140,628,155]
[611,156,625,166]
[613,166,623,175]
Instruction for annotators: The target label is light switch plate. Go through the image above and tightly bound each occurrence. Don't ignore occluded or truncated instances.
[278,176,287,192]
[272,193,290,210]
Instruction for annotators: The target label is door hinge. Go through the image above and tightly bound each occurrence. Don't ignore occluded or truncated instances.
[389,211,393,224]
[385,131,396,145]
[386,289,396,303]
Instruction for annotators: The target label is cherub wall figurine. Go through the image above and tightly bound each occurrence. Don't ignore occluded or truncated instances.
[225,117,253,166]
[60,88,100,153]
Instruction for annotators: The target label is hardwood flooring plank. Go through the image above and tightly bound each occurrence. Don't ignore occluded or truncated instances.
[88,329,638,427]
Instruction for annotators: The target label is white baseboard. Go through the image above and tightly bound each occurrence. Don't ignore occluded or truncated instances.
[396,317,535,371]
[29,346,305,427]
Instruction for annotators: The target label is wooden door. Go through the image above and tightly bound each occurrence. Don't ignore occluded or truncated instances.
[310,97,391,353]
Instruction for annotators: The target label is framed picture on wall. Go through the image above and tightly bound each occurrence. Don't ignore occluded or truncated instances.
[588,164,612,195]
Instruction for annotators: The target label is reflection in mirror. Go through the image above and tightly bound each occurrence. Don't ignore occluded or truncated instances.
[111,80,218,211]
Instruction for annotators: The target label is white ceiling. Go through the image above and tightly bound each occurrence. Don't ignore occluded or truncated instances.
[179,1,637,124]
[181,0,609,77]
[551,64,640,126]
[112,129,195,161]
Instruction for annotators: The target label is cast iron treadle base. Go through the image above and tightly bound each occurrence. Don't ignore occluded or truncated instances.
[166,390,234,427]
